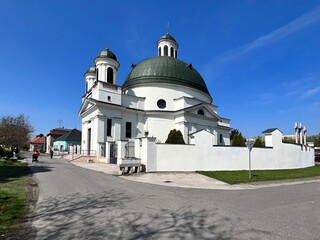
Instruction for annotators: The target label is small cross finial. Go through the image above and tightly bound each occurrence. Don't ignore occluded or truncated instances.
[58,119,63,128]
[167,21,170,33]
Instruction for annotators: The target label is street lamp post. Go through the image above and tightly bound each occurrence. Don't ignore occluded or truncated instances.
[246,139,255,179]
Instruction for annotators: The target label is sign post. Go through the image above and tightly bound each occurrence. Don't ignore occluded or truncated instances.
[246,139,255,179]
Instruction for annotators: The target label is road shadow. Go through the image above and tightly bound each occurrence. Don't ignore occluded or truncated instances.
[28,164,54,174]
[30,189,278,239]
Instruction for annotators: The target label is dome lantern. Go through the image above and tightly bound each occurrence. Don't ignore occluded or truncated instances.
[157,33,179,58]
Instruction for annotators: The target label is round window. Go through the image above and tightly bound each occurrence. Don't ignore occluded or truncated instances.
[157,99,166,109]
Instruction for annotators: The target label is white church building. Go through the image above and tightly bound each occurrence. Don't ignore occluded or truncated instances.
[79,33,231,161]
[79,33,314,172]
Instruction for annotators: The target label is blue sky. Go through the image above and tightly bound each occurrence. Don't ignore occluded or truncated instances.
[0,0,319,138]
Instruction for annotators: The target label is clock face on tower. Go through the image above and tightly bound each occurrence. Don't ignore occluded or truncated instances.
[157,99,166,109]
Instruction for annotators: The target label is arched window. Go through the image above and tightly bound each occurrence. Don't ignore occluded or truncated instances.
[107,67,113,84]
[158,47,161,56]
[170,47,174,57]
[197,109,204,115]
[175,50,177,58]
[164,45,168,56]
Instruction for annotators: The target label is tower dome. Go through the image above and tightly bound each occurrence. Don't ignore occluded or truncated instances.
[95,48,117,61]
[158,33,178,44]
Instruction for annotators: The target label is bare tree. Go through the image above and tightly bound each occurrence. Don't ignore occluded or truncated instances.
[0,114,34,149]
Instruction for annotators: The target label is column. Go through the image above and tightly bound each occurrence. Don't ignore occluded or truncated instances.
[299,123,303,144]
[102,63,106,81]
[294,122,299,144]
[303,126,307,146]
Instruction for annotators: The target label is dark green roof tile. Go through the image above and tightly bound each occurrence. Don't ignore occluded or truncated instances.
[123,56,210,96]
[84,66,96,75]
[95,48,117,61]
[159,33,177,43]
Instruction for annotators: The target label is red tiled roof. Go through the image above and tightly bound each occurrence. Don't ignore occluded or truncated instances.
[30,136,46,144]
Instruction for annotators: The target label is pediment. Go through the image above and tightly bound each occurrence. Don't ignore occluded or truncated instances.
[184,104,221,121]
[78,98,96,116]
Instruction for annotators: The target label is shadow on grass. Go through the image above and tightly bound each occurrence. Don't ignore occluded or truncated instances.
[0,161,52,183]
[30,190,278,240]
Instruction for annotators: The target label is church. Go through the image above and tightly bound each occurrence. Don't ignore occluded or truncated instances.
[79,33,231,160]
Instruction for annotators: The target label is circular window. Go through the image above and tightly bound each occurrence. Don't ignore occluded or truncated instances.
[157,99,166,109]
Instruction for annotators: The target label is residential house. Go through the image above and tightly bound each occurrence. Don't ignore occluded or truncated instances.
[46,128,71,153]
[53,128,82,154]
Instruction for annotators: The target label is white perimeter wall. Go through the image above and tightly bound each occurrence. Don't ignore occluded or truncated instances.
[154,144,314,172]
[140,130,314,172]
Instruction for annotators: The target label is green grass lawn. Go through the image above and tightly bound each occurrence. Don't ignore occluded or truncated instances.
[0,160,30,239]
[198,165,320,185]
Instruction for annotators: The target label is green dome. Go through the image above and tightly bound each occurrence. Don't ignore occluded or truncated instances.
[123,56,210,96]
[95,48,117,61]
[158,33,177,43]
[85,66,96,75]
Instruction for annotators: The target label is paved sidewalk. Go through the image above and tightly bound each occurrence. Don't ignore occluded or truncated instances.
[72,162,120,175]
[71,162,245,190]
[119,172,250,190]
[70,161,320,190]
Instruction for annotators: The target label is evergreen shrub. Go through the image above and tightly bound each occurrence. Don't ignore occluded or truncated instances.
[165,129,185,144]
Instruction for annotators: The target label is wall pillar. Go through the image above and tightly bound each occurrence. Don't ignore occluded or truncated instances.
[105,142,111,163]
[134,138,141,158]
[116,140,127,163]
[140,137,157,172]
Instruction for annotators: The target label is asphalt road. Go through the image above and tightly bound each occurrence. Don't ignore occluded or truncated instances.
[28,152,320,240]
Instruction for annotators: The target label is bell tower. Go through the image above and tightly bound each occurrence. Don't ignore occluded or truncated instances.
[82,48,122,105]
[94,48,120,85]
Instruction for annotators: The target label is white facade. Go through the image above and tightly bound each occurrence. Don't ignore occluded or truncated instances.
[79,33,231,161]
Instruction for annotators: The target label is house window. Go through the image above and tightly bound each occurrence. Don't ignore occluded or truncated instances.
[175,49,177,58]
[164,45,168,56]
[158,47,161,56]
[107,119,112,136]
[170,47,174,57]
[126,122,132,138]
[197,109,204,115]
[220,134,223,143]
[107,67,113,84]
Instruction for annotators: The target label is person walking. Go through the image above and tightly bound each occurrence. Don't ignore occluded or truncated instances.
[50,150,54,159]
[32,150,40,162]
